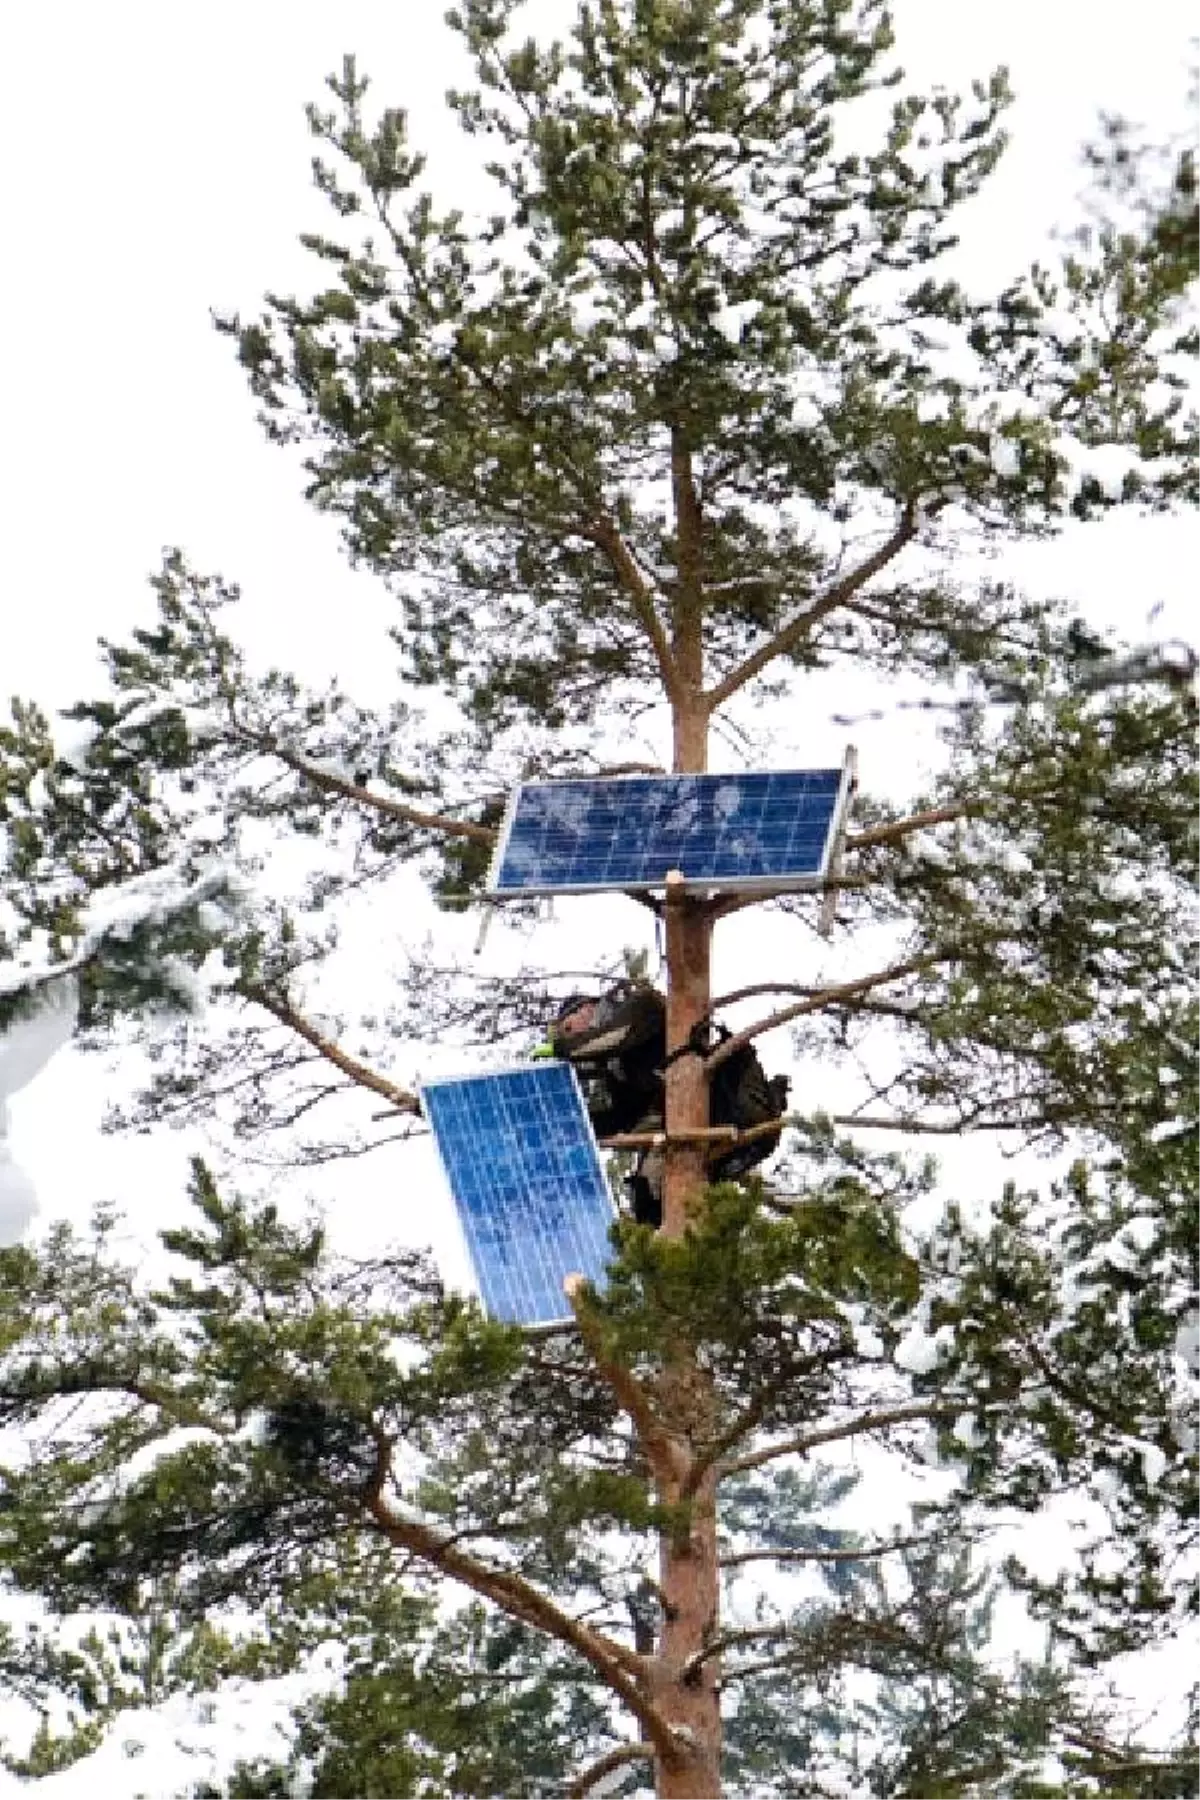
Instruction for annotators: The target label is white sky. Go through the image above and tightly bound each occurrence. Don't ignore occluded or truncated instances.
[0,0,1196,1784]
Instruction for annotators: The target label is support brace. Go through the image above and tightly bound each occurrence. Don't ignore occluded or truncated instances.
[599,1125,739,1150]
[599,1117,786,1151]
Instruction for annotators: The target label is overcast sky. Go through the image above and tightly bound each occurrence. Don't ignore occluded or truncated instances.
[0,0,1196,1786]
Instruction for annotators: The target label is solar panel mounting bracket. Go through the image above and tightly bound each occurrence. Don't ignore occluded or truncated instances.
[818,743,858,937]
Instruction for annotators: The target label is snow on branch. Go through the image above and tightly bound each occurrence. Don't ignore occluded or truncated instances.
[0,975,78,1245]
[1,858,252,1240]
[1,858,250,1040]
[565,1741,654,1798]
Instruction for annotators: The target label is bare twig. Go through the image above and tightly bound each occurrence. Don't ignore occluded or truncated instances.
[721,1531,930,1570]
[832,1110,1058,1135]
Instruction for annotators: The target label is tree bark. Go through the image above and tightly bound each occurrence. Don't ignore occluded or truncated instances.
[599,432,722,1796]
[655,857,723,1797]
[654,642,723,1792]
[664,431,712,1243]
[652,1467,723,1798]
[662,874,712,1239]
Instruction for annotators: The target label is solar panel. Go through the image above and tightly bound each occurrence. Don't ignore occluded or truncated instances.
[422,1062,615,1326]
[486,762,854,898]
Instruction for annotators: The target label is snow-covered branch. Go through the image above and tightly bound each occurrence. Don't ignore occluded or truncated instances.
[565,1740,654,1797]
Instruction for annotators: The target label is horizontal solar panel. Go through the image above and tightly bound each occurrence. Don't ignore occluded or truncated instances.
[422,1062,615,1326]
[486,762,853,898]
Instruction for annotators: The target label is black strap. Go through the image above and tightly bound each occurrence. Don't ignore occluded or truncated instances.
[662,1018,717,1068]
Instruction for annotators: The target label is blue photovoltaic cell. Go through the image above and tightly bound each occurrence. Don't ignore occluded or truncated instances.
[422,1062,615,1327]
[487,766,851,898]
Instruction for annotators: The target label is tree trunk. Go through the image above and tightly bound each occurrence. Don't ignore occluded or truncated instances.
[652,1468,723,1798]
[651,689,723,1797]
[662,881,711,1239]
[664,680,712,1242]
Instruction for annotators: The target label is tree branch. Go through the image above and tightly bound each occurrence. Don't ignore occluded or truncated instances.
[588,517,679,699]
[721,1532,930,1570]
[683,1373,805,1498]
[724,1401,953,1476]
[566,1741,655,1798]
[705,955,937,1069]
[262,741,496,844]
[681,1622,791,1680]
[704,501,918,711]
[0,1371,232,1439]
[564,1275,683,1487]
[364,1490,676,1760]
[708,982,919,1031]
[708,875,878,921]
[240,984,421,1116]
[844,803,966,853]
[832,1109,1060,1135]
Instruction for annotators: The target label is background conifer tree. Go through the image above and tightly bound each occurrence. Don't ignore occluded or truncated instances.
[1,2,1196,1793]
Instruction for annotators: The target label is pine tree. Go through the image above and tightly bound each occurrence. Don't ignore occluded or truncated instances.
[1,3,1196,1794]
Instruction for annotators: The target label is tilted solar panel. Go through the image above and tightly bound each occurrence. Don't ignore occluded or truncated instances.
[486,762,854,898]
[422,1062,615,1326]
